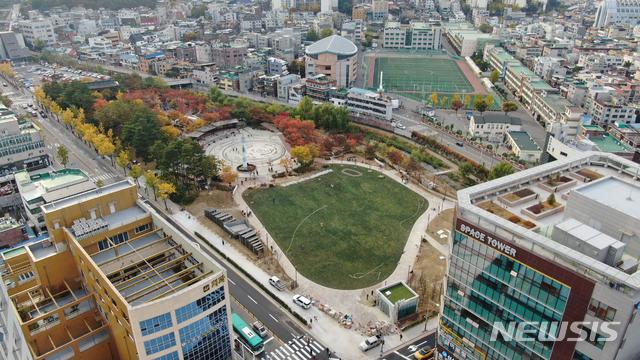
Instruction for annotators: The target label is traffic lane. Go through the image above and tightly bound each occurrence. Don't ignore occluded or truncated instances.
[142,199,310,344]
[230,296,281,353]
[226,268,305,342]
[396,333,436,357]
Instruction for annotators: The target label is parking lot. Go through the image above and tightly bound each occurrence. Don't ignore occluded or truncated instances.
[12,62,110,91]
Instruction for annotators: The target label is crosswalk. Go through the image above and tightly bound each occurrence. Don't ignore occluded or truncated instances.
[262,337,325,360]
[91,172,119,183]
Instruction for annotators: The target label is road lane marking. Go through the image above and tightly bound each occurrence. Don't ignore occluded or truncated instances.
[269,314,279,323]
[247,295,258,304]
[264,336,274,344]
[228,278,236,285]
[394,351,412,359]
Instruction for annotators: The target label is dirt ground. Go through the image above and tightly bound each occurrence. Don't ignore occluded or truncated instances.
[426,208,454,245]
[186,189,294,286]
[408,241,447,315]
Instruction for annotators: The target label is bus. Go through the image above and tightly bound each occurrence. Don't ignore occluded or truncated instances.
[231,313,264,355]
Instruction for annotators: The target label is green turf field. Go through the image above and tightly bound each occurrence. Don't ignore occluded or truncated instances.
[373,57,474,94]
[243,165,428,290]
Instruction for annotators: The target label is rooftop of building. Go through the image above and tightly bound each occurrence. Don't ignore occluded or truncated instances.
[588,133,634,153]
[41,179,128,213]
[457,152,640,292]
[508,131,540,151]
[378,282,418,304]
[472,113,522,125]
[16,168,95,204]
[305,35,357,57]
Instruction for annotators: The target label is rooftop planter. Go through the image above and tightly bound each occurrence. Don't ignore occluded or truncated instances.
[521,195,564,220]
[539,175,577,193]
[478,200,537,230]
[569,169,603,183]
[498,188,538,207]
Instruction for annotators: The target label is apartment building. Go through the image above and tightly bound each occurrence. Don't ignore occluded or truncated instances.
[346,88,394,121]
[468,113,522,142]
[382,22,442,50]
[439,152,640,360]
[594,0,640,28]
[0,106,49,177]
[15,169,95,233]
[585,97,636,125]
[0,180,232,360]
[18,19,55,46]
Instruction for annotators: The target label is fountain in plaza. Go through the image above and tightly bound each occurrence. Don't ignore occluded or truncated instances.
[236,134,256,172]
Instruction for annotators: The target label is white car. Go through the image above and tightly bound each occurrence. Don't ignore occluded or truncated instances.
[395,123,407,130]
[269,276,286,291]
[292,294,312,309]
[359,336,382,352]
[252,321,268,338]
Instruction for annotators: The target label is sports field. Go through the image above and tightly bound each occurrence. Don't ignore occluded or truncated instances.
[243,165,428,290]
[373,57,475,94]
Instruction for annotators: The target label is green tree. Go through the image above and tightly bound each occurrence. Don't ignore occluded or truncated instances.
[57,145,69,168]
[296,96,315,120]
[478,23,494,33]
[502,101,518,115]
[208,86,228,104]
[490,69,500,84]
[96,179,104,188]
[489,162,515,180]
[320,28,333,38]
[306,28,319,41]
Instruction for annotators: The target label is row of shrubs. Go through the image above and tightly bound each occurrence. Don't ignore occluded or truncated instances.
[364,130,446,170]
[411,131,489,179]
[193,231,309,326]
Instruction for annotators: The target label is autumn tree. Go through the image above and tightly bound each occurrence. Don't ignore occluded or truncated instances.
[502,101,518,115]
[430,92,439,107]
[116,151,129,175]
[486,95,495,109]
[57,145,69,168]
[61,108,75,127]
[279,158,294,175]
[129,164,143,186]
[474,97,488,115]
[157,181,177,210]
[144,170,159,199]
[220,166,239,186]
[291,145,315,169]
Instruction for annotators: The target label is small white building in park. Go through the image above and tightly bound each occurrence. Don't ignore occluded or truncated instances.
[377,281,419,322]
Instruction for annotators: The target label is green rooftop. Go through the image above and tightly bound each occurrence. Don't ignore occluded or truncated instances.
[379,282,417,304]
[508,131,540,151]
[582,124,605,131]
[590,134,634,153]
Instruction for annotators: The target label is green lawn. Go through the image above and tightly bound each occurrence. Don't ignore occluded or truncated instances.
[243,165,428,289]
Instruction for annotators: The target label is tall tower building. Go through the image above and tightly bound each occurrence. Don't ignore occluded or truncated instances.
[438,152,640,360]
[0,180,233,360]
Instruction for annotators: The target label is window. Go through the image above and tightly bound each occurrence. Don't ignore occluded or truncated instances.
[89,208,97,219]
[175,287,225,323]
[140,313,173,336]
[18,271,34,283]
[588,299,616,321]
[109,202,116,214]
[154,351,179,360]
[143,333,176,355]
[135,223,151,234]
[179,306,231,360]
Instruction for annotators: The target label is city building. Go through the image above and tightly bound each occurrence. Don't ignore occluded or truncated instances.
[304,74,337,102]
[0,32,31,60]
[506,131,542,162]
[352,4,371,21]
[0,216,26,249]
[212,44,248,69]
[468,114,522,142]
[382,22,442,50]
[445,22,499,57]
[0,180,233,360]
[439,152,640,360]
[346,87,395,120]
[305,35,358,88]
[372,0,389,22]
[0,106,49,176]
[376,281,419,322]
[594,0,640,28]
[18,19,56,46]
[15,169,95,232]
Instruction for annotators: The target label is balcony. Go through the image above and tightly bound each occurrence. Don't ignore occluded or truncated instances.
[11,279,92,325]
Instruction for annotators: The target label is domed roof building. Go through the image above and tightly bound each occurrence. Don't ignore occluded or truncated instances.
[304,35,358,89]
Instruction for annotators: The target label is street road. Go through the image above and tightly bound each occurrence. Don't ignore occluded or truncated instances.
[382,331,436,360]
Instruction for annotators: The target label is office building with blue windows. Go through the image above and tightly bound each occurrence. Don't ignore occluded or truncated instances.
[438,153,640,360]
[0,180,232,359]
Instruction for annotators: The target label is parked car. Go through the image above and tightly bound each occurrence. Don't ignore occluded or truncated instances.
[292,294,312,309]
[252,321,268,338]
[455,142,464,147]
[359,336,382,352]
[414,347,435,359]
[395,123,407,130]
[269,276,286,291]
